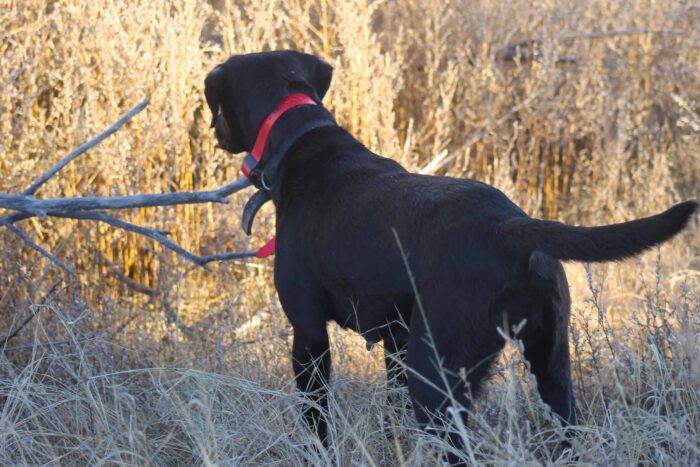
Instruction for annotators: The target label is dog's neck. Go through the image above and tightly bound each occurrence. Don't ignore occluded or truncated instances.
[243,95,336,190]
[238,97,337,257]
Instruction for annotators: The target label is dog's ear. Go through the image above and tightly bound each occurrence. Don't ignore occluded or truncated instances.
[204,65,225,128]
[296,54,333,101]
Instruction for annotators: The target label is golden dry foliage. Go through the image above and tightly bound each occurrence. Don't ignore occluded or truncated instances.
[1,0,699,465]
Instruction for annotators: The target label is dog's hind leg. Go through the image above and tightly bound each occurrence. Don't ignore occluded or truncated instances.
[405,299,503,464]
[520,253,577,426]
[521,311,576,426]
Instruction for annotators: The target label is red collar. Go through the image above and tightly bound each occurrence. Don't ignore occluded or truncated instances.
[241,93,318,179]
[244,93,317,258]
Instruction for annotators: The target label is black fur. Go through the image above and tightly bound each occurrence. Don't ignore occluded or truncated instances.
[498,200,698,262]
[205,50,698,461]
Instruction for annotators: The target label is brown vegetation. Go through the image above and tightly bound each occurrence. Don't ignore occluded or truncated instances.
[1,0,699,464]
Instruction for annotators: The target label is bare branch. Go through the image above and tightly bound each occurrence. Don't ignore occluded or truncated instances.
[1,207,258,271]
[2,336,98,353]
[1,311,37,350]
[1,279,64,350]
[198,250,258,265]
[51,210,204,264]
[0,221,77,275]
[1,177,252,216]
[0,211,30,225]
[50,210,257,270]
[162,299,196,340]
[24,98,150,196]
[97,252,157,297]
[1,96,260,273]
[554,28,685,41]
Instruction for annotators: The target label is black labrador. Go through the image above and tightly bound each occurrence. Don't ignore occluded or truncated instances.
[205,50,697,456]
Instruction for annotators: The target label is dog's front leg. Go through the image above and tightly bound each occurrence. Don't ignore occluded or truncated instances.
[381,331,410,439]
[292,325,331,444]
[275,252,332,444]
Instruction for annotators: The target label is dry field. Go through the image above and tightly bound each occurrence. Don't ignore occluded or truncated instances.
[1,0,700,464]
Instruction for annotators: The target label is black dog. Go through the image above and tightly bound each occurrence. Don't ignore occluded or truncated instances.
[205,50,697,457]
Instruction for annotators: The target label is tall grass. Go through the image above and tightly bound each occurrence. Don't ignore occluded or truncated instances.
[1,0,699,464]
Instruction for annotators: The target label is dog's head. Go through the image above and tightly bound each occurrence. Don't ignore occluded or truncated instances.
[204,50,333,154]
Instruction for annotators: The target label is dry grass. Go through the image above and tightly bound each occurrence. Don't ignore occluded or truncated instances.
[1,0,699,464]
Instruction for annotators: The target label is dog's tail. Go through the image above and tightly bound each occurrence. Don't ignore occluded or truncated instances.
[498,200,698,262]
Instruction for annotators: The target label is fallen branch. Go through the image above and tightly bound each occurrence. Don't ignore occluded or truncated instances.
[0,98,257,273]
[0,178,251,216]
